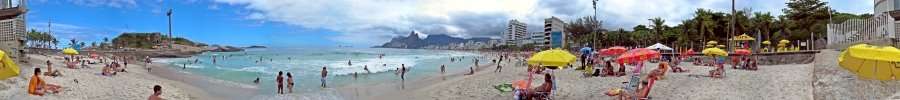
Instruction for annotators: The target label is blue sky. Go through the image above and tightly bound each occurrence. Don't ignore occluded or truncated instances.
[25,0,873,47]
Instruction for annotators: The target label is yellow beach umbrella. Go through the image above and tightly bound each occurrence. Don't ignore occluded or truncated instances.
[838,44,900,80]
[702,48,728,57]
[63,48,79,55]
[707,41,718,45]
[717,45,726,48]
[779,39,790,44]
[761,41,771,45]
[527,49,577,68]
[0,50,20,80]
[706,44,714,48]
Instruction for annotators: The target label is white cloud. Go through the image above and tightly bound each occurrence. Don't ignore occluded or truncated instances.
[213,0,869,46]
[28,22,126,43]
[69,0,138,8]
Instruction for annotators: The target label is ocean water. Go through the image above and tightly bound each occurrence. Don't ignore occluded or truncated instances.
[157,48,482,99]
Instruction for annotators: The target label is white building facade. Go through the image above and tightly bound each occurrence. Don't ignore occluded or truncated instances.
[504,19,527,46]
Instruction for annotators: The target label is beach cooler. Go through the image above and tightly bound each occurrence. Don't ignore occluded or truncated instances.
[0,50,20,80]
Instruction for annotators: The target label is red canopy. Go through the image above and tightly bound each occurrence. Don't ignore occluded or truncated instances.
[600,46,628,56]
[616,48,660,64]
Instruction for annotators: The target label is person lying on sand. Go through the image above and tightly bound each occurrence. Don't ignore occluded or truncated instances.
[29,68,62,96]
[102,64,116,76]
[148,85,163,100]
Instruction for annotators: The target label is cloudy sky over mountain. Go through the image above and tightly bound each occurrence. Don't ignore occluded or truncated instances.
[28,0,873,47]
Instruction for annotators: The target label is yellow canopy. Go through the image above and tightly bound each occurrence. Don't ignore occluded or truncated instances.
[706,41,718,45]
[730,34,755,41]
[779,39,790,44]
[705,44,714,48]
[527,49,577,68]
[63,48,79,55]
[702,48,728,57]
[762,41,771,45]
[0,50,20,80]
[838,44,900,80]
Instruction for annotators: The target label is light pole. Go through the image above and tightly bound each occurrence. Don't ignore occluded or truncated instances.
[166,8,173,49]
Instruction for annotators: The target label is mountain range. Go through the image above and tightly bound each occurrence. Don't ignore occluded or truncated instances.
[374,31,494,49]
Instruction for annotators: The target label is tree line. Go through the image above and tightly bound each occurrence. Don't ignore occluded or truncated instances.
[566,0,869,49]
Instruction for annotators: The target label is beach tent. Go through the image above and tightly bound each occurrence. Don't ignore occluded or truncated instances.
[645,43,673,51]
[0,50,20,80]
[527,49,577,69]
[838,44,900,80]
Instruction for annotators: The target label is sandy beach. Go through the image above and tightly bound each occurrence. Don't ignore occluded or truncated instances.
[337,52,820,100]
[0,54,214,100]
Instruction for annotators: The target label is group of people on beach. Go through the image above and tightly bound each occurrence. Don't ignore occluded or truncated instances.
[270,66,330,94]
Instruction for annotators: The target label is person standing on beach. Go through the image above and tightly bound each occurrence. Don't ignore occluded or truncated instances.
[287,72,294,93]
[148,85,162,100]
[321,67,328,88]
[400,64,406,81]
[495,61,503,73]
[145,56,151,72]
[440,64,446,80]
[276,71,284,94]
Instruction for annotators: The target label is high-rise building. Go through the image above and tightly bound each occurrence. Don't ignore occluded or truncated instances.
[544,16,566,49]
[530,32,546,47]
[504,19,527,46]
[0,0,26,61]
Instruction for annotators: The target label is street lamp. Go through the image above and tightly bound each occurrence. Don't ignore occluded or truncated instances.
[166,8,173,49]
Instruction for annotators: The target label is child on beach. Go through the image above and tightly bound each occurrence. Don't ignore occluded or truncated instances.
[148,85,163,100]
[276,71,284,94]
[29,68,62,96]
[287,72,294,93]
[322,67,328,88]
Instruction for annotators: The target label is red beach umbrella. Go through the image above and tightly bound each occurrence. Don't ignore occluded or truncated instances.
[680,49,695,58]
[616,48,660,64]
[600,46,628,56]
[734,49,752,56]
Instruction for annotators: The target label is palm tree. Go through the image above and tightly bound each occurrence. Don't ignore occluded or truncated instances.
[752,12,774,41]
[649,17,666,43]
[694,9,716,43]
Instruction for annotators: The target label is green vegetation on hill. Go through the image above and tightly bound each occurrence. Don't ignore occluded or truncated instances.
[111,32,200,49]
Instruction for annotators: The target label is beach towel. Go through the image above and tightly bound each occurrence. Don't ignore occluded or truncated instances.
[494,83,513,92]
